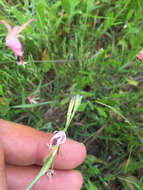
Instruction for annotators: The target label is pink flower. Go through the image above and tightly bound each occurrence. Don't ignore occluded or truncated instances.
[27,95,39,104]
[136,50,143,60]
[48,131,66,148]
[0,19,35,66]
[46,169,55,180]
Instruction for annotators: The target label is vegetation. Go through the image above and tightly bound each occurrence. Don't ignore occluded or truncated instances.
[0,0,143,189]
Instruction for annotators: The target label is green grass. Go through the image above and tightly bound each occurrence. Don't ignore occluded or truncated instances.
[0,0,143,189]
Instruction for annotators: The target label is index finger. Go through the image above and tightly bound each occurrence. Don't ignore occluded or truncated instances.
[0,119,86,169]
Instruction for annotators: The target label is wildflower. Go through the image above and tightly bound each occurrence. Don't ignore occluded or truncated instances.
[46,169,55,180]
[136,50,143,60]
[48,131,66,149]
[0,19,35,66]
[27,95,39,104]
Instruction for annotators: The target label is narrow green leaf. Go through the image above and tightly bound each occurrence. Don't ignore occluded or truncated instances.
[11,101,52,108]
[61,0,71,14]
[0,85,4,96]
[88,181,99,190]
[96,106,107,118]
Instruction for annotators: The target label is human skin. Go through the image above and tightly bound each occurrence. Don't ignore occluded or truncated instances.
[0,119,86,190]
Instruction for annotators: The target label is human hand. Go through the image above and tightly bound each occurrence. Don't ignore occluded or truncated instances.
[0,119,86,190]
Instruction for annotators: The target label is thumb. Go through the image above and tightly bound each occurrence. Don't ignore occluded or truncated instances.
[0,140,7,190]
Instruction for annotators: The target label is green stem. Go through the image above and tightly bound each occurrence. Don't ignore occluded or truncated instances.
[25,147,58,190]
